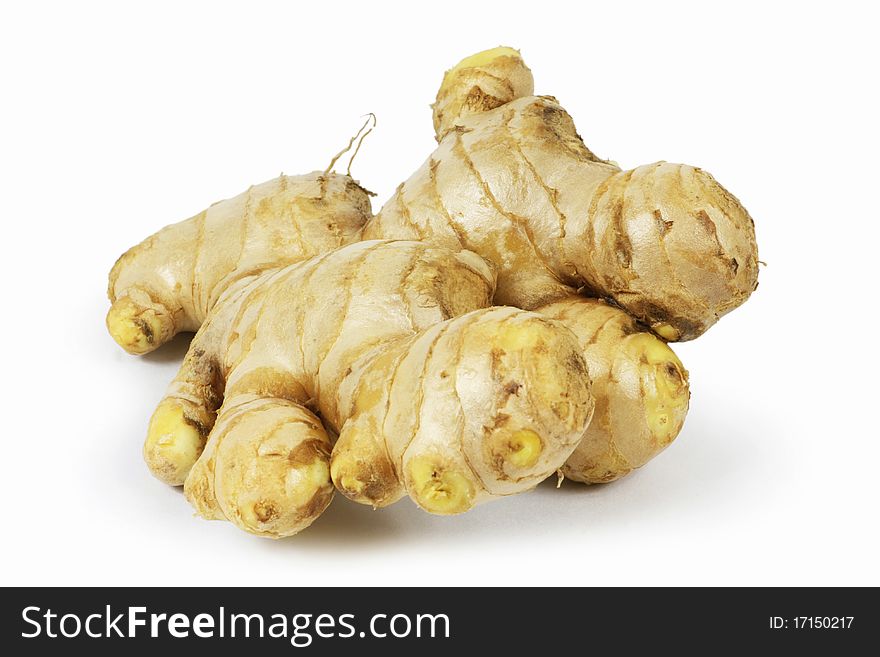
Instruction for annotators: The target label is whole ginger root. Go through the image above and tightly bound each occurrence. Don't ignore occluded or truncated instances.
[366,47,760,342]
[139,240,594,536]
[106,47,760,536]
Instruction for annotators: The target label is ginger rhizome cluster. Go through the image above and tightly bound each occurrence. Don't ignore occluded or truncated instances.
[107,47,758,537]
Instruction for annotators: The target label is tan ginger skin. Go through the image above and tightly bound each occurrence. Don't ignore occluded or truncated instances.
[107,171,373,355]
[144,240,594,537]
[104,47,762,534]
[365,47,760,342]
[538,298,689,483]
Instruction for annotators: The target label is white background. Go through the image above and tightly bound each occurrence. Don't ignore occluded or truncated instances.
[1,0,877,587]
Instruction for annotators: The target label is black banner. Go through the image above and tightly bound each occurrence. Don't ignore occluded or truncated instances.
[1,587,875,653]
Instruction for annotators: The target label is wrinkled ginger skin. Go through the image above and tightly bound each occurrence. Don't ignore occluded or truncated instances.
[144,241,593,537]
[365,47,759,341]
[432,46,534,142]
[107,171,372,354]
[332,305,595,513]
[538,297,690,483]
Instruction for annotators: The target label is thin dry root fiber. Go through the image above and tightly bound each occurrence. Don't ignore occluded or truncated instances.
[106,171,372,354]
[366,46,759,341]
[538,297,690,483]
[138,241,592,537]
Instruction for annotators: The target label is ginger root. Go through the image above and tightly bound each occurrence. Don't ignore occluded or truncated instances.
[143,240,593,536]
[107,171,372,354]
[432,46,534,142]
[365,47,759,341]
[106,47,761,537]
[538,298,689,483]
